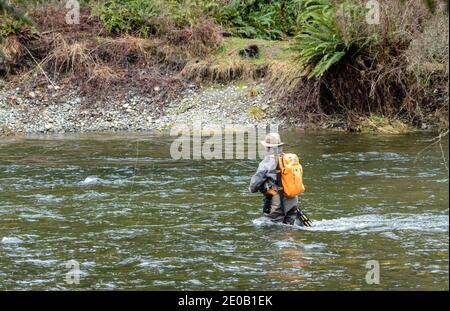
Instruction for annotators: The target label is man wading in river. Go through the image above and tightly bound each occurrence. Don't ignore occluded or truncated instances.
[249,133,311,226]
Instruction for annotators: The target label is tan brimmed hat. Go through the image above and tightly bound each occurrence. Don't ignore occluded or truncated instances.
[261,132,284,147]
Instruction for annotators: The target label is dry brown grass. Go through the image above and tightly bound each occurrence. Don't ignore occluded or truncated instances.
[1,4,209,103]
[1,35,25,61]
[267,62,308,99]
[166,19,223,58]
[93,35,156,67]
[0,4,237,103]
[43,34,95,77]
[92,35,197,71]
[405,10,449,128]
[1,30,189,103]
[265,61,335,127]
[0,21,43,75]
[88,65,124,81]
[357,115,416,134]
[181,59,268,82]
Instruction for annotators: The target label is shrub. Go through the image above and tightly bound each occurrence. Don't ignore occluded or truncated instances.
[93,0,172,37]
[170,0,220,27]
[405,10,449,123]
[0,0,32,25]
[92,0,304,40]
[1,0,32,39]
[166,18,223,57]
[1,1,36,76]
[212,0,302,39]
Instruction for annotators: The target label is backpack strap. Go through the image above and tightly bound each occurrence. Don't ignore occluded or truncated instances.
[275,154,286,218]
[277,154,286,174]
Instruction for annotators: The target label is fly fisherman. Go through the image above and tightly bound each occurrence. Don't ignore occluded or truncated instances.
[249,133,311,226]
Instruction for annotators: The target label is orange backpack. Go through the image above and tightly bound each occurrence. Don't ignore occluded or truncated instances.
[278,153,305,198]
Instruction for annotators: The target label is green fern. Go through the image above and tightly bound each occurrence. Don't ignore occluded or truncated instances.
[213,0,301,40]
[292,0,378,78]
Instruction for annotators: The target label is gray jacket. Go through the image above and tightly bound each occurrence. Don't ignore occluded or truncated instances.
[249,154,278,193]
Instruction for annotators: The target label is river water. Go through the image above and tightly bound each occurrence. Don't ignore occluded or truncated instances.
[0,130,448,290]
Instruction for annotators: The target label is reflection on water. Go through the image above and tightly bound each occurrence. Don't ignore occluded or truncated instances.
[0,130,448,290]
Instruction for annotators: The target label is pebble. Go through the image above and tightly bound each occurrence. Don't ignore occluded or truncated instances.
[0,83,281,136]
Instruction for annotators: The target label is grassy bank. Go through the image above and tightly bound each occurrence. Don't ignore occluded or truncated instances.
[1,0,448,132]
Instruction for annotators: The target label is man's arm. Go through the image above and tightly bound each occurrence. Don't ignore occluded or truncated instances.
[249,164,267,193]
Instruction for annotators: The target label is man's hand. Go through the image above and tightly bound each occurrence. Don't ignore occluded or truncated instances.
[258,183,267,194]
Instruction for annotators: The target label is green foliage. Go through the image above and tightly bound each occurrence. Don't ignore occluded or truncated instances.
[1,15,26,37]
[170,0,220,27]
[93,0,171,36]
[1,0,33,41]
[292,0,345,77]
[93,0,303,39]
[292,0,378,78]
[213,0,302,40]
[0,0,32,26]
